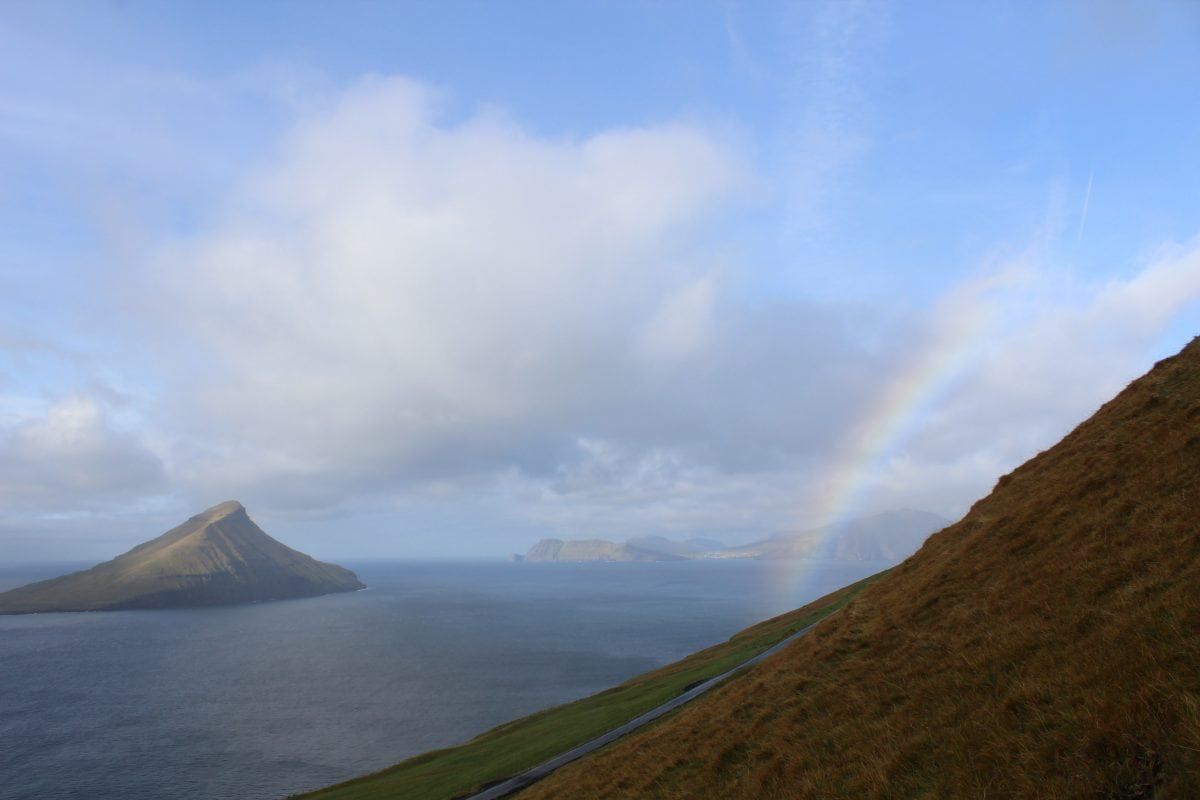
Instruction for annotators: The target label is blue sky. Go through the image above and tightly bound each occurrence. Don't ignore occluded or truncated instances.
[2,0,1199,560]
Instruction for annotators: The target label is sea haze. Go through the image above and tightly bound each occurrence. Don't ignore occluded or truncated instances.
[0,559,887,800]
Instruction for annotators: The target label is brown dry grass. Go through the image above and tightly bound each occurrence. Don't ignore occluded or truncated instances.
[522,338,1200,799]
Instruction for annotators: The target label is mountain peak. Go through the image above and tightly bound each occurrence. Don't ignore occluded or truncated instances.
[0,502,363,614]
[197,500,246,521]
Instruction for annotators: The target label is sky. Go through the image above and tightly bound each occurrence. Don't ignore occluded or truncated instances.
[1,0,1199,561]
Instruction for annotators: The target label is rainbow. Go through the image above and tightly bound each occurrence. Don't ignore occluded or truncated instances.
[768,295,996,598]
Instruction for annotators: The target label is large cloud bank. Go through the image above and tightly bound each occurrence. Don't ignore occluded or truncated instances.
[143,77,875,517]
[3,76,1199,552]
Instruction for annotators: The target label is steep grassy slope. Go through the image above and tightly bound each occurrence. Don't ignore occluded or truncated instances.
[294,571,888,800]
[0,501,363,613]
[523,337,1200,799]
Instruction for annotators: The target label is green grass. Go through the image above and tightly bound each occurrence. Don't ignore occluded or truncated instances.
[294,569,887,800]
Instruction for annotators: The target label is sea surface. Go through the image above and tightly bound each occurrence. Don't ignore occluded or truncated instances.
[0,558,887,800]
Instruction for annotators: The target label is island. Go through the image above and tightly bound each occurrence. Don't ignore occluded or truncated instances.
[519,509,948,563]
[523,538,688,562]
[0,501,364,614]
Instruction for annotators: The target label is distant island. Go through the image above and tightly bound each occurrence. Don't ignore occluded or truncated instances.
[517,535,727,563]
[517,509,948,563]
[0,501,364,614]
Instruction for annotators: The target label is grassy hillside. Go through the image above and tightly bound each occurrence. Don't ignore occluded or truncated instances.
[522,337,1200,798]
[293,571,888,800]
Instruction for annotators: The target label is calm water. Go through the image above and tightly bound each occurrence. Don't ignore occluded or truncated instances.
[0,559,886,800]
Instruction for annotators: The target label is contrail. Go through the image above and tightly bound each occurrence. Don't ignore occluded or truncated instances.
[1076,169,1094,247]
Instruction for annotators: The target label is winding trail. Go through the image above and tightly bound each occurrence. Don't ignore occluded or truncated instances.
[462,619,824,800]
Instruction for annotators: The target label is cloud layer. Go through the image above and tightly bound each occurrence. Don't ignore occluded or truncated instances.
[145,77,875,511]
[2,73,1198,556]
[0,397,164,509]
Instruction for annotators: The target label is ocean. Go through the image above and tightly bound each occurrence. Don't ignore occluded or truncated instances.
[0,558,887,800]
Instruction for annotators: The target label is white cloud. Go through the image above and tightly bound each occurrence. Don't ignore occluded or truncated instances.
[638,274,717,360]
[0,396,165,508]
[850,242,1200,519]
[145,76,753,502]
[475,241,1199,542]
